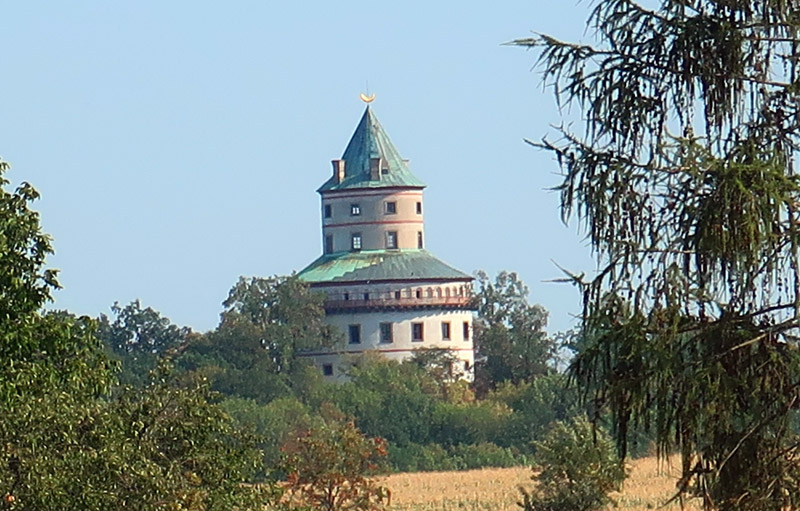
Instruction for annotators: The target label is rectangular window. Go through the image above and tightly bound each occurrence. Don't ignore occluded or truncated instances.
[417,231,424,249]
[415,289,422,299]
[463,321,470,341]
[412,322,424,342]
[324,204,332,218]
[325,234,333,254]
[380,322,393,343]
[351,233,362,251]
[394,290,401,299]
[416,202,422,214]
[386,231,398,249]
[441,322,451,340]
[385,201,397,214]
[364,292,370,301]
[348,324,361,344]
[350,203,361,216]
[464,360,470,372]
[344,292,350,301]
[322,364,334,376]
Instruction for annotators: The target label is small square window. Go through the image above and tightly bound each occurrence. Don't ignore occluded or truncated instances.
[412,322,424,342]
[380,323,393,343]
[441,322,451,340]
[322,364,334,376]
[325,235,334,254]
[349,324,361,344]
[416,202,422,214]
[417,231,424,249]
[350,203,361,216]
[463,321,470,341]
[324,204,332,218]
[351,233,362,251]
[386,231,398,249]
[385,201,397,214]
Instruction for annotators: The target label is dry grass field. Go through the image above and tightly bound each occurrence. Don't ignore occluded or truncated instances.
[379,455,703,511]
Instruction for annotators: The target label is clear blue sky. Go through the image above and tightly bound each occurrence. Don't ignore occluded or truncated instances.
[0,2,597,334]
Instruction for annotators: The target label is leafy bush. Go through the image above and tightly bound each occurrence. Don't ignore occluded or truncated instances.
[387,442,525,472]
[520,416,626,511]
[449,442,526,470]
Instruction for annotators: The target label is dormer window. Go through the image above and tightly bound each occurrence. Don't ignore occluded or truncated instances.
[351,203,361,216]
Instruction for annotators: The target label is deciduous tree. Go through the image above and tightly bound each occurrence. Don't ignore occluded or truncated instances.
[280,420,388,511]
[472,271,555,391]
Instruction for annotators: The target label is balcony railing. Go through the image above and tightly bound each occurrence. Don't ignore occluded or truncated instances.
[325,295,472,312]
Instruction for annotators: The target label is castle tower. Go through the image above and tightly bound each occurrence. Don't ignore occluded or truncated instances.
[297,105,474,379]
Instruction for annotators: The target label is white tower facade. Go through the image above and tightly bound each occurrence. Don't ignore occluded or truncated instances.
[298,106,474,380]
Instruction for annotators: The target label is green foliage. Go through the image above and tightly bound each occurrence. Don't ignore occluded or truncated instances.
[488,374,581,450]
[0,160,58,323]
[180,276,339,403]
[222,396,324,476]
[97,299,192,387]
[430,400,512,447]
[387,442,524,472]
[98,368,264,511]
[513,1,800,509]
[472,271,556,392]
[280,420,389,511]
[329,357,439,447]
[0,159,265,510]
[519,417,625,511]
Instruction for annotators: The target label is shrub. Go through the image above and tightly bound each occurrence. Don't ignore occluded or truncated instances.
[519,416,626,511]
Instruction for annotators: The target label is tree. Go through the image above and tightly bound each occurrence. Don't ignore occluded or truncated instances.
[0,158,265,510]
[280,420,389,511]
[329,356,438,447]
[180,275,339,403]
[97,299,192,386]
[408,347,469,401]
[513,2,800,509]
[100,365,264,511]
[519,417,625,511]
[472,271,556,391]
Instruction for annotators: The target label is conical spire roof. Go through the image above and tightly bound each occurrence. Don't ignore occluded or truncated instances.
[318,106,426,192]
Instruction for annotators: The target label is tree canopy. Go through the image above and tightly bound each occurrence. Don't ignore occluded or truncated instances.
[514,1,800,509]
[472,270,556,391]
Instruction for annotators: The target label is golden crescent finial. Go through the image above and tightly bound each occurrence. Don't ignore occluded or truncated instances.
[360,92,376,103]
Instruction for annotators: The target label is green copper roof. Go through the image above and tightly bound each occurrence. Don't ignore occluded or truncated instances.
[297,249,471,284]
[318,107,426,192]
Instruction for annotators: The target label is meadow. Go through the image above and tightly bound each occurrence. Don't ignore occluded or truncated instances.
[380,455,702,511]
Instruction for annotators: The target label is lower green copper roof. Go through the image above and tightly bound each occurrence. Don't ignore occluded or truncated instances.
[297,249,472,284]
